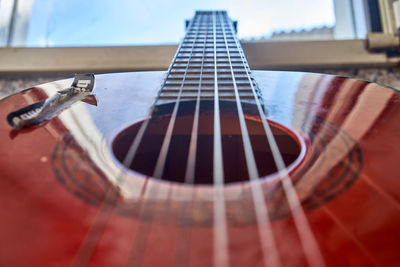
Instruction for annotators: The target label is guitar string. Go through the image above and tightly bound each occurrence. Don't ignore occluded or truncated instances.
[225,16,327,267]
[174,13,210,267]
[70,13,198,267]
[124,13,206,267]
[202,11,229,267]
[183,14,208,184]
[218,14,282,267]
[211,11,230,267]
[152,13,201,178]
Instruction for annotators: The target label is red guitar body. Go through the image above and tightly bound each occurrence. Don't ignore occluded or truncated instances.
[1,70,400,266]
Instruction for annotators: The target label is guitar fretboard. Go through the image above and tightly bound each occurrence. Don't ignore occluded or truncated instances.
[156,11,261,105]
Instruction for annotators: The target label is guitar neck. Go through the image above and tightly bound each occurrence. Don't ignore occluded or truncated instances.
[156,11,260,106]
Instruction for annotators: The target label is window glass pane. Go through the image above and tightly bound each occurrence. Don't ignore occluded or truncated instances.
[2,0,341,47]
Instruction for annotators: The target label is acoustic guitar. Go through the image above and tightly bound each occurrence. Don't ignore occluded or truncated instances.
[1,10,399,267]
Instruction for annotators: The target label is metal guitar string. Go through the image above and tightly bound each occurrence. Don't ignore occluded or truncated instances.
[183,14,209,184]
[125,13,206,267]
[70,13,198,267]
[218,13,281,267]
[174,13,210,267]
[225,14,327,267]
[211,12,229,267]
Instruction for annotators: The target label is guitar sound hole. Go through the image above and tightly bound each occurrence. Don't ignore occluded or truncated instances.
[112,101,302,184]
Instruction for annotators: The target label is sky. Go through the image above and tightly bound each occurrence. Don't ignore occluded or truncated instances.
[27,0,335,47]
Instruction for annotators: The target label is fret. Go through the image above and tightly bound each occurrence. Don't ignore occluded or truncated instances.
[186,34,233,38]
[174,60,245,65]
[180,48,238,52]
[165,80,254,86]
[162,85,251,94]
[163,79,253,85]
[156,10,258,105]
[171,67,250,73]
[162,86,255,93]
[158,92,256,100]
[162,87,254,93]
[177,52,240,57]
[174,59,244,63]
[183,40,235,44]
[173,61,237,66]
[186,43,235,47]
[180,45,238,49]
[168,73,251,80]
[175,55,243,60]
[176,55,242,59]
[170,70,250,76]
